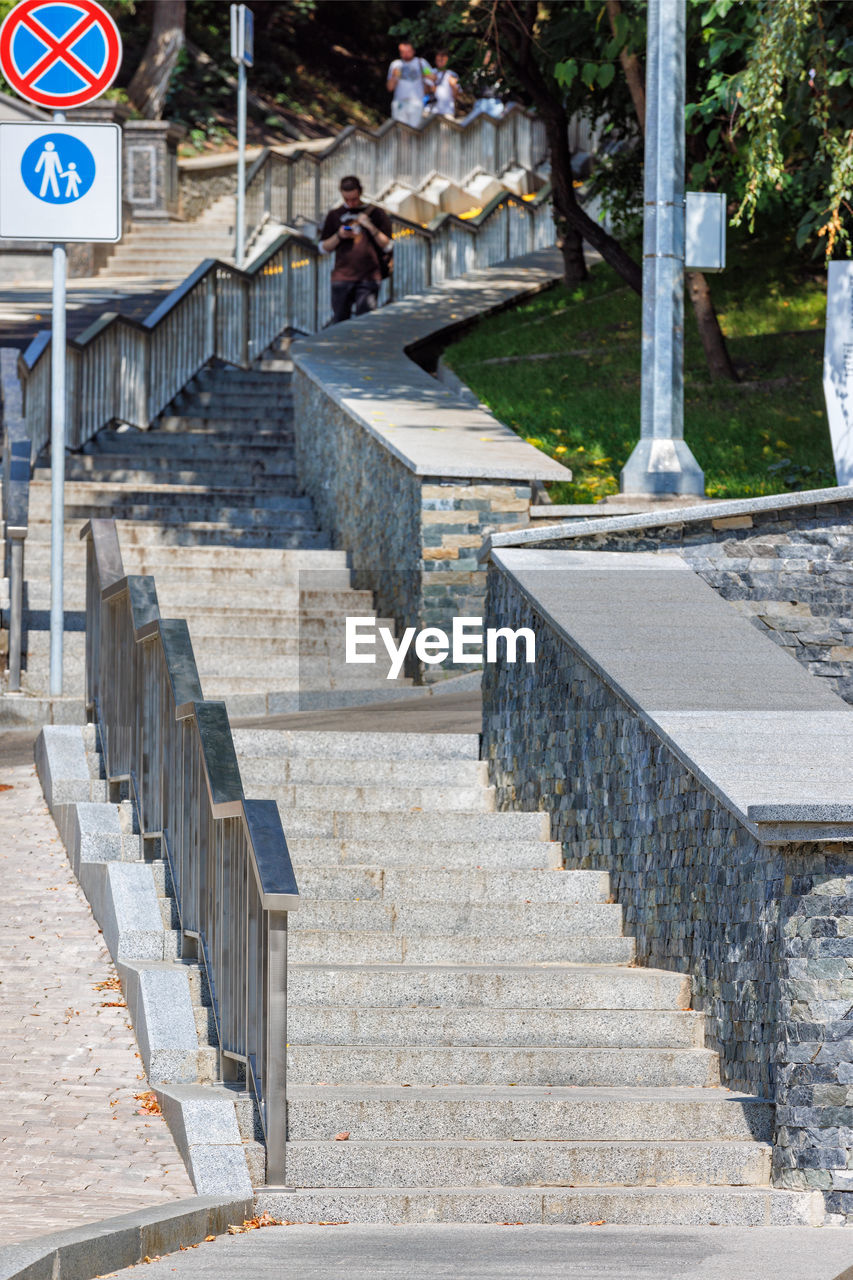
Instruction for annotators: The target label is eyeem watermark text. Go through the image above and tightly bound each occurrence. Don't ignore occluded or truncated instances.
[345,617,536,679]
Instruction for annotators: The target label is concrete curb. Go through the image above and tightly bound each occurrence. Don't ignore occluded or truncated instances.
[34,724,258,1199]
[0,1195,253,1280]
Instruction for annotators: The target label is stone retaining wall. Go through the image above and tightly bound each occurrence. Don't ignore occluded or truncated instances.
[482,550,853,1221]
[513,491,853,705]
[293,369,530,678]
[290,249,569,680]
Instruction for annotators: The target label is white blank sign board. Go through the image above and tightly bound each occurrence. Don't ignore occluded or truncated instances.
[824,261,853,486]
[685,192,726,272]
[0,122,121,242]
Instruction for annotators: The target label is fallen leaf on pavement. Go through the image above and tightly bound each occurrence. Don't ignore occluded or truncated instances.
[134,1091,162,1116]
[589,1220,606,1226]
[334,1131,350,1141]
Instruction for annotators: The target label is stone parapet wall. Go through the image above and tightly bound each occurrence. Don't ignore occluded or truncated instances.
[290,250,570,680]
[481,549,853,1220]
[293,368,531,679]
[494,490,853,706]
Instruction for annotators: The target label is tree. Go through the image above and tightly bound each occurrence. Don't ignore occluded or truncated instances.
[127,0,186,120]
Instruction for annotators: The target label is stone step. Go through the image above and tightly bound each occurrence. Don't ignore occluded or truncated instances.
[212,685,417,718]
[60,453,299,477]
[286,963,692,1012]
[286,1006,703,1049]
[155,424,292,440]
[254,1185,822,1227]
[30,480,306,506]
[87,433,295,458]
[232,729,480,761]
[24,552,349,582]
[181,630,394,658]
[287,929,635,967]
[287,836,560,869]
[289,899,624,937]
[182,390,294,409]
[248,781,496,813]
[283,1138,771,1190]
[291,866,608,903]
[118,546,348,571]
[181,613,394,641]
[285,1043,720,1088]
[285,1084,771,1142]
[281,809,552,844]
[52,464,299,488]
[238,756,489,787]
[193,370,291,388]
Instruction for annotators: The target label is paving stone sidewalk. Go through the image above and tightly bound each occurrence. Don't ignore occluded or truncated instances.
[0,732,194,1246]
[100,1223,853,1280]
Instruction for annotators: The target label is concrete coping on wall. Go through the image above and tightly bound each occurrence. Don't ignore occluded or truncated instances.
[491,547,853,846]
[291,247,573,483]
[480,483,853,557]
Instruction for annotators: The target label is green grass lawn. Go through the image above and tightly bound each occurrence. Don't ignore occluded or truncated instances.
[442,231,835,503]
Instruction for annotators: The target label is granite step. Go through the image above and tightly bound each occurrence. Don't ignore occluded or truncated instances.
[254,1185,822,1227]
[283,1138,771,1189]
[285,1083,770,1141]
[285,1043,720,1088]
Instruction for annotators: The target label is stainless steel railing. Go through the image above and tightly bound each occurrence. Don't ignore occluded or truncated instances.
[1,348,30,693]
[242,106,548,248]
[83,517,298,1185]
[21,187,554,455]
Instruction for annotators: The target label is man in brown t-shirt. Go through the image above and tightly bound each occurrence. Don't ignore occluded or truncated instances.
[319,175,393,324]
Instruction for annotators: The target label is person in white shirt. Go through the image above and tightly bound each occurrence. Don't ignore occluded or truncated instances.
[429,50,459,118]
[386,40,433,128]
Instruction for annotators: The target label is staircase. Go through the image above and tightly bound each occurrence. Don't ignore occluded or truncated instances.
[5,353,821,1224]
[230,728,818,1226]
[96,195,236,279]
[5,361,411,715]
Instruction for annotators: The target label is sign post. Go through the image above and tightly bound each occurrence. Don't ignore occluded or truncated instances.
[620,0,705,498]
[231,3,253,268]
[0,0,122,697]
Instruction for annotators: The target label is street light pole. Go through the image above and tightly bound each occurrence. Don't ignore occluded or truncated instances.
[620,0,704,497]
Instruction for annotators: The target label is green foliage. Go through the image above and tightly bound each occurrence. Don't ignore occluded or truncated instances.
[443,232,834,503]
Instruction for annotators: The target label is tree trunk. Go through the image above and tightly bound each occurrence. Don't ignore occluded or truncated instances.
[606,0,645,131]
[542,109,642,294]
[686,270,739,381]
[128,0,186,120]
[608,2,738,380]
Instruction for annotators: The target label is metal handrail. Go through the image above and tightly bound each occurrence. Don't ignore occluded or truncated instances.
[1,348,30,692]
[82,517,299,1185]
[242,105,548,245]
[20,187,554,457]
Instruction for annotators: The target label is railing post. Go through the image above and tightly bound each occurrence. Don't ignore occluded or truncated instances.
[8,536,23,693]
[264,910,288,1184]
[264,160,272,225]
[286,163,294,226]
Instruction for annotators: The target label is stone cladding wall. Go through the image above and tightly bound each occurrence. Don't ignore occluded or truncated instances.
[534,498,853,705]
[482,561,853,1220]
[293,368,530,679]
[178,163,238,222]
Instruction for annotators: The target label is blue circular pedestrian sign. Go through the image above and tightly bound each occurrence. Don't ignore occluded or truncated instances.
[20,130,95,203]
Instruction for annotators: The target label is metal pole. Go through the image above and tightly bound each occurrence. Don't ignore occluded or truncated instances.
[620,0,704,497]
[236,60,246,268]
[50,108,67,696]
[8,537,23,693]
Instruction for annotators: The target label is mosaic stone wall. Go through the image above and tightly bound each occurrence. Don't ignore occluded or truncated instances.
[293,368,530,679]
[482,560,853,1220]
[535,498,853,704]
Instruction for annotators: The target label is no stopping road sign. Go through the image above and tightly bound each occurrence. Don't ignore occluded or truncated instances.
[0,0,122,110]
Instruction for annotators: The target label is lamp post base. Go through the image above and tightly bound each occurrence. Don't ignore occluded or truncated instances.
[620,437,705,497]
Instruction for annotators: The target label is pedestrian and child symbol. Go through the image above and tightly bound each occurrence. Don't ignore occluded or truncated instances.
[21,132,95,203]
